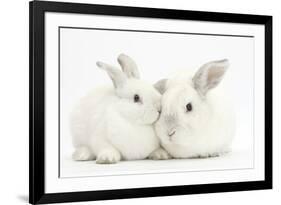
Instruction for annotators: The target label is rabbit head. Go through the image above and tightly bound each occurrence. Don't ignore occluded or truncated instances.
[97,54,161,125]
[155,59,229,149]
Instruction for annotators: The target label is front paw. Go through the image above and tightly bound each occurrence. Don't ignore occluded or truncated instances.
[96,149,121,164]
[148,148,172,160]
[72,147,93,161]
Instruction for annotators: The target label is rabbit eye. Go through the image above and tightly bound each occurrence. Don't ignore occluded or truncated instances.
[186,103,192,112]
[134,94,140,103]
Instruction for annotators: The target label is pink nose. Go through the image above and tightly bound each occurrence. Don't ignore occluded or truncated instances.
[168,130,176,137]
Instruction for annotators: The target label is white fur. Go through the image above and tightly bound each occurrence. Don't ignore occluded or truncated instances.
[155,60,236,158]
[148,147,172,160]
[71,54,162,164]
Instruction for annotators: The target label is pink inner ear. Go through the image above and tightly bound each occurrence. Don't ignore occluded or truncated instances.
[208,66,225,82]
[207,66,225,89]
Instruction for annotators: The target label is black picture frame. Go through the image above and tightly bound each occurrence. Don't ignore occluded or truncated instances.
[29,0,272,204]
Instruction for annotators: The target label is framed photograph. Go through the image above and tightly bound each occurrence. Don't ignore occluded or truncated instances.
[29,0,272,204]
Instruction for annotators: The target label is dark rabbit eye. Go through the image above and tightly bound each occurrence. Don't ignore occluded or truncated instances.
[186,103,192,112]
[134,94,140,103]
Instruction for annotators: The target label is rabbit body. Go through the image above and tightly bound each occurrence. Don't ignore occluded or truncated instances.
[71,54,164,164]
[71,86,160,161]
[154,60,236,158]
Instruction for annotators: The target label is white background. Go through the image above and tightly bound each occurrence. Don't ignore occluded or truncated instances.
[0,0,279,204]
[59,17,255,178]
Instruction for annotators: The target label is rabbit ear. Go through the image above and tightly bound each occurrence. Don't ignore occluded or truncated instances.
[96,61,126,88]
[154,79,168,94]
[117,54,140,79]
[192,59,229,96]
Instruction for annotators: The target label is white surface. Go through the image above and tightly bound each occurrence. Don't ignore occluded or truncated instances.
[61,150,252,178]
[44,11,264,193]
[0,0,280,205]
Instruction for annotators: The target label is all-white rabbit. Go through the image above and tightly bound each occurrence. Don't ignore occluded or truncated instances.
[154,59,236,158]
[71,54,168,164]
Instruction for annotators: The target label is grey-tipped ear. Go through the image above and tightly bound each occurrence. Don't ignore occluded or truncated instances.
[96,61,126,88]
[154,79,168,94]
[192,59,229,96]
[117,54,140,79]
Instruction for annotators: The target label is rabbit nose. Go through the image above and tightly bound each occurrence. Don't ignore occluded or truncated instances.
[168,130,176,137]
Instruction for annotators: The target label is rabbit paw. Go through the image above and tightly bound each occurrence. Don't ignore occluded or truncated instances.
[72,147,93,161]
[148,148,172,160]
[96,149,121,164]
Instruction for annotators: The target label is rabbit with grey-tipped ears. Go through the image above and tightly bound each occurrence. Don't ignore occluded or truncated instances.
[154,59,236,159]
[70,54,170,164]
